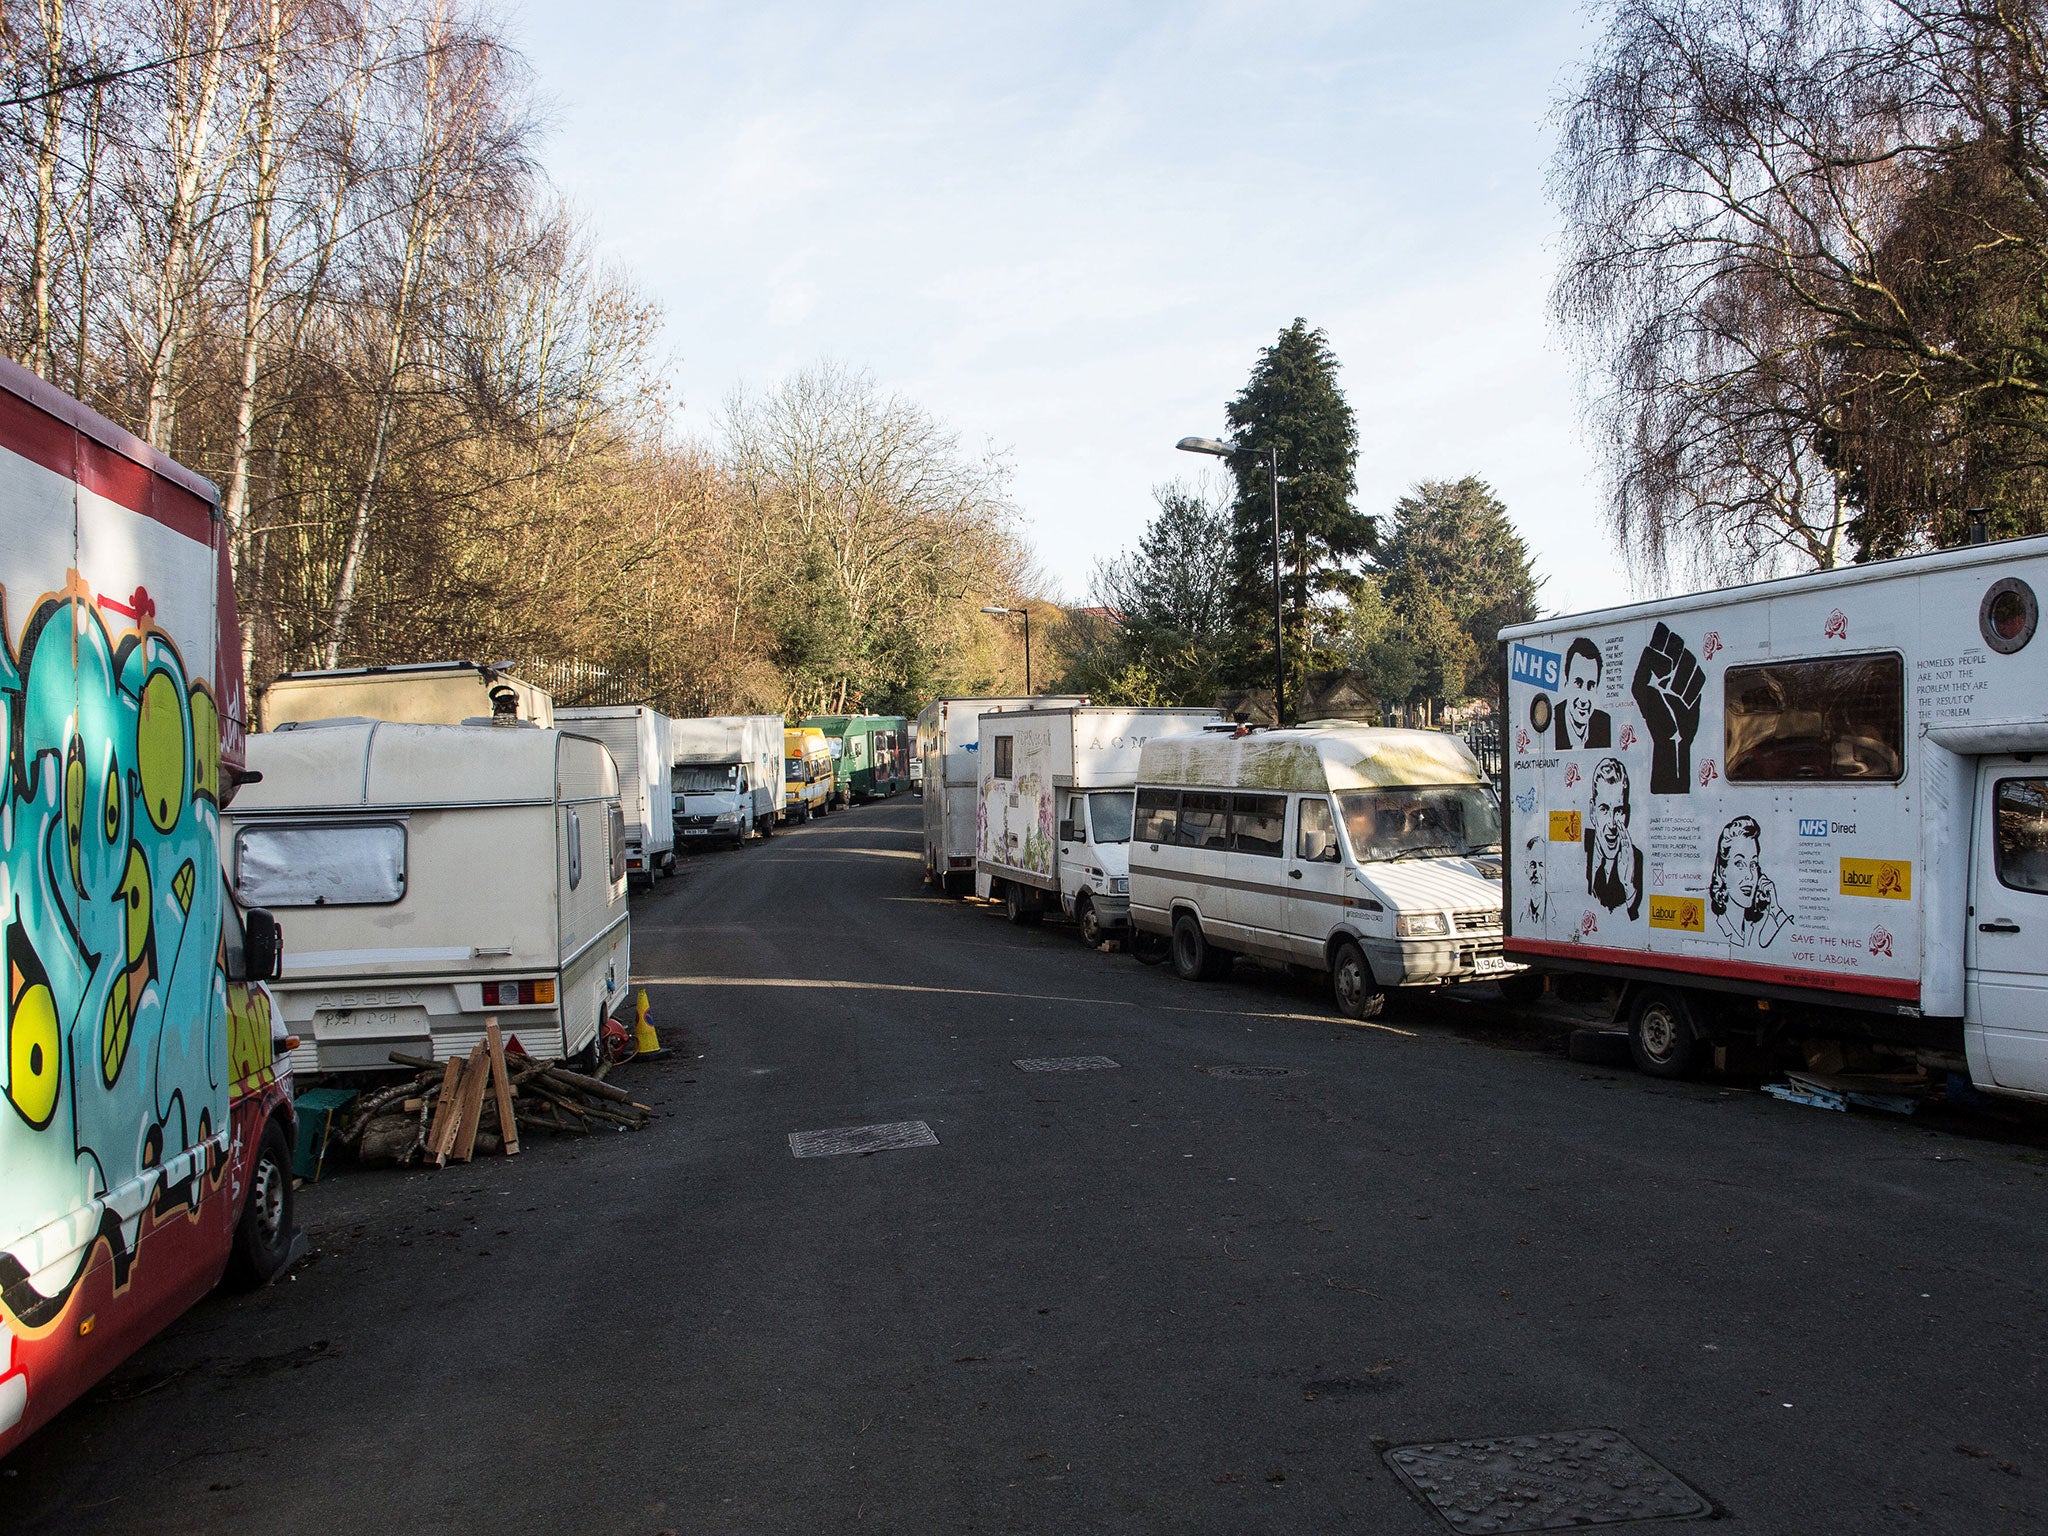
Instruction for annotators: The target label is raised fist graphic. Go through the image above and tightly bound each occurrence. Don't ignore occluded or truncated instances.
[1631,621,1704,794]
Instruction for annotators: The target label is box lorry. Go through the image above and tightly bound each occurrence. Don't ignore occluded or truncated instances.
[672,715,784,846]
[260,660,552,728]
[918,695,1086,893]
[0,357,297,1458]
[1128,724,1511,1015]
[226,720,632,1074]
[557,705,675,886]
[801,714,909,804]
[977,706,1221,945]
[1499,532,2048,1096]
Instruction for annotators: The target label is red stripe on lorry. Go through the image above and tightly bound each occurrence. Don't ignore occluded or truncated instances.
[1504,937,1921,1003]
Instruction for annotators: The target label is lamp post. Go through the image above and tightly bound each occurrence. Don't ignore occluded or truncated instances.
[981,604,1031,694]
[1177,435,1284,726]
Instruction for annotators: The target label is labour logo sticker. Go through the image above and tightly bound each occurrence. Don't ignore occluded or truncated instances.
[1839,858,1911,900]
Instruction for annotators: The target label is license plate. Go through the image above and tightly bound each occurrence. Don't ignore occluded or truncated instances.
[1472,954,1514,976]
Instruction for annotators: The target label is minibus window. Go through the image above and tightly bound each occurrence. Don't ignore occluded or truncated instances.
[1136,788,1178,843]
[1336,785,1502,863]
[1230,794,1286,856]
[1178,792,1231,849]
[1296,798,1340,862]
[1088,791,1135,844]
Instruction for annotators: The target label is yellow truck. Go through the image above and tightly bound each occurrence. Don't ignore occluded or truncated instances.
[784,728,835,823]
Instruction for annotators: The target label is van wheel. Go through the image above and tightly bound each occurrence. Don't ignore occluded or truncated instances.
[760,812,774,839]
[1331,940,1385,1020]
[1077,895,1105,949]
[227,1117,295,1287]
[1497,968,1545,1006]
[1172,912,1229,981]
[1629,987,1703,1078]
[1003,882,1042,925]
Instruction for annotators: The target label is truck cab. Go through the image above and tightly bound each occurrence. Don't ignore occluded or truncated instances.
[675,760,756,846]
[1056,788,1138,946]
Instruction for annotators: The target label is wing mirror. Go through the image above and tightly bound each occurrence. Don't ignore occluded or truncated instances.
[245,908,284,983]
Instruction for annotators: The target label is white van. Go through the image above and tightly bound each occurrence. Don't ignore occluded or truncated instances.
[225,720,632,1073]
[1129,725,1512,1018]
[556,705,675,886]
[671,715,785,844]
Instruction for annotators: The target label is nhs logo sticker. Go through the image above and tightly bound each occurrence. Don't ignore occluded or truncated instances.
[1798,819,1830,838]
[1509,642,1561,691]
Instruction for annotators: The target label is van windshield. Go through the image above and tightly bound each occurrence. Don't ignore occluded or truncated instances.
[677,764,739,793]
[1336,785,1500,863]
[1087,791,1135,844]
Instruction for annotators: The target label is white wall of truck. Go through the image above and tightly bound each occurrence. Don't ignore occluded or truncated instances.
[918,696,1084,891]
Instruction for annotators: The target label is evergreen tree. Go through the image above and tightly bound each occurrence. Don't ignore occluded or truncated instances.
[1221,319,1376,713]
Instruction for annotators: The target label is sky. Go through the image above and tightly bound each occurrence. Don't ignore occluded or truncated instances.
[508,0,1630,616]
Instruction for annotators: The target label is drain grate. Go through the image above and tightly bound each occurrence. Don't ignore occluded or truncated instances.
[788,1121,938,1158]
[1200,1064,1302,1079]
[1013,1055,1120,1072]
[1384,1429,1711,1533]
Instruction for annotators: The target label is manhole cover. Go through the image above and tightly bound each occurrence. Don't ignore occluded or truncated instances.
[1200,1065,1302,1079]
[1014,1055,1120,1072]
[788,1121,938,1158]
[1384,1429,1711,1533]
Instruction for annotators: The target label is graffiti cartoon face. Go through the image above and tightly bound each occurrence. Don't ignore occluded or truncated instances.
[1563,640,1601,737]
[1723,832,1762,913]
[1590,768,1629,862]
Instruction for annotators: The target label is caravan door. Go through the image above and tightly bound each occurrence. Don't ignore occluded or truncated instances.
[1968,760,2048,1095]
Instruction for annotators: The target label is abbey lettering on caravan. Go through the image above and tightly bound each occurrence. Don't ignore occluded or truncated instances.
[0,358,295,1457]
[1500,532,2048,1096]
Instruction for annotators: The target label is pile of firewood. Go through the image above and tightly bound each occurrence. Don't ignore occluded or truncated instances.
[334,1022,652,1167]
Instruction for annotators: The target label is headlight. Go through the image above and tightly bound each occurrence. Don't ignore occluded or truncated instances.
[715,811,740,824]
[1111,876,1129,894]
[1397,912,1449,939]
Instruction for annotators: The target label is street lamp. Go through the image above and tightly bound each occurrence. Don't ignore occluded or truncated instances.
[981,604,1031,694]
[1177,434,1284,726]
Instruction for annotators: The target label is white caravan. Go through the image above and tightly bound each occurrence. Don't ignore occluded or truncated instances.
[918,695,1085,892]
[226,720,631,1074]
[671,715,785,846]
[261,661,553,729]
[557,705,675,886]
[1500,532,2048,1098]
[1129,725,1511,1017]
[977,706,1220,946]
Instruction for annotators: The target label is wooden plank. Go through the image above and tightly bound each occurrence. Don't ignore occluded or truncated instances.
[485,1019,520,1157]
[450,1041,491,1163]
[425,1057,466,1167]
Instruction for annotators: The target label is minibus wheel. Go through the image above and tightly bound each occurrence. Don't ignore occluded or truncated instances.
[1172,913,1230,981]
[1628,987,1702,1078]
[228,1117,296,1287]
[1330,940,1385,1020]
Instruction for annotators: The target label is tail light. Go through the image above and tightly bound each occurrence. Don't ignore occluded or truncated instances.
[483,979,556,1007]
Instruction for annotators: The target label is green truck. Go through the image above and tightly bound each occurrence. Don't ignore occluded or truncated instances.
[800,715,910,806]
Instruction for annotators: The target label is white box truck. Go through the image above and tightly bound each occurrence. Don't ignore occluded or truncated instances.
[226,719,632,1074]
[261,660,553,728]
[918,695,1085,893]
[557,705,675,886]
[977,705,1220,944]
[671,715,785,846]
[1499,532,2048,1098]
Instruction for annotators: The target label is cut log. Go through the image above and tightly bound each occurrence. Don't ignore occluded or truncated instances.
[357,1114,423,1165]
[485,1020,520,1157]
[538,1065,633,1103]
[451,1041,491,1162]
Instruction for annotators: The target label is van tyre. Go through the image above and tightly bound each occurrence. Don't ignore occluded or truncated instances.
[1629,987,1703,1078]
[1003,882,1042,926]
[227,1117,295,1288]
[1497,968,1545,1007]
[1172,912,1230,981]
[1330,940,1385,1020]
[1077,894,1105,949]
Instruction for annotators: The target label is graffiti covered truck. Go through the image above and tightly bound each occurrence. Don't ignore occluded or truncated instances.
[0,359,294,1457]
[1500,533,2048,1097]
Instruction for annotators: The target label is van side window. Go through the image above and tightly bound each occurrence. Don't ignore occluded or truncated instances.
[1231,793,1286,856]
[1178,791,1230,849]
[1296,797,1339,862]
[1724,653,1904,782]
[1995,778,2048,893]
[567,807,583,890]
[994,735,1014,778]
[1136,787,1178,843]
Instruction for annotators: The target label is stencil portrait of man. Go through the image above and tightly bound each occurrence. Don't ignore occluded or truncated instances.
[1554,636,1612,750]
[1583,756,1642,920]
[1521,829,1548,927]
[1710,815,1790,948]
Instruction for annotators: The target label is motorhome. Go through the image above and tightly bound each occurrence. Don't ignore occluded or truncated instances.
[801,714,909,804]
[557,705,675,886]
[260,660,553,729]
[977,706,1218,944]
[0,359,295,1458]
[785,727,834,822]
[1128,725,1511,1018]
[1500,533,2048,1097]
[918,695,1086,892]
[226,720,631,1074]
[672,715,785,845]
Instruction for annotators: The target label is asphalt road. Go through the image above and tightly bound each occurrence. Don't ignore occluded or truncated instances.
[4,798,2046,1535]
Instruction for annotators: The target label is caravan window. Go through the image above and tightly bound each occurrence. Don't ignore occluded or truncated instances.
[607,802,627,884]
[1135,788,1178,844]
[235,822,406,907]
[1230,793,1286,856]
[1724,653,1904,782]
[993,735,1014,778]
[1176,792,1231,849]
[567,808,583,890]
